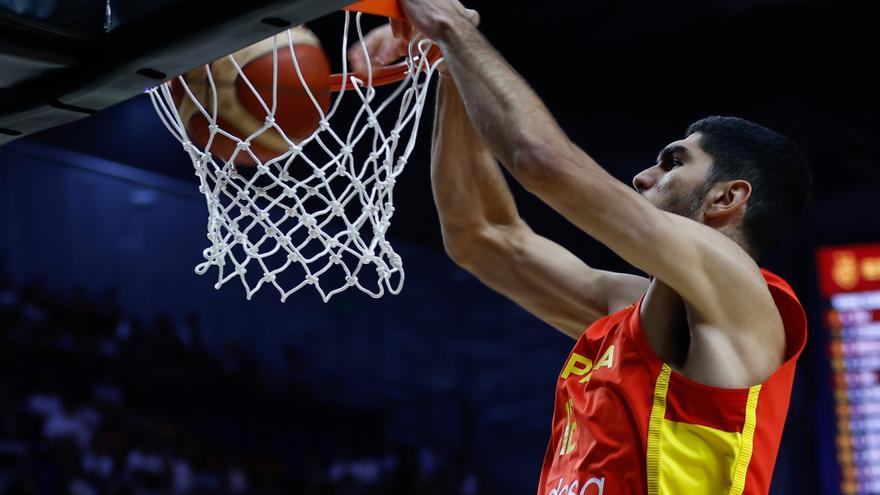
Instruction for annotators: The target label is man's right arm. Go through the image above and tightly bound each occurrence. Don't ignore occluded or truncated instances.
[432,78,648,339]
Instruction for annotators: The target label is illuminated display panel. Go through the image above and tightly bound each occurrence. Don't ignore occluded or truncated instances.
[818,244,880,495]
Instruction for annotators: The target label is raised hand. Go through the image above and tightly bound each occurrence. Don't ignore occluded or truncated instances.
[347,2,479,77]
[398,0,479,43]
[347,22,410,74]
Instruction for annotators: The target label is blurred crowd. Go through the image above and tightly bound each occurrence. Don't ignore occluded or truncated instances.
[0,271,481,495]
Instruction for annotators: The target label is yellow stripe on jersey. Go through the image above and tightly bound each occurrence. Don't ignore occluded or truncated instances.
[646,364,671,495]
[730,385,762,495]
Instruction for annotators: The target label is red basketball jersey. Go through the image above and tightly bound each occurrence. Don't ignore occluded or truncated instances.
[537,269,807,495]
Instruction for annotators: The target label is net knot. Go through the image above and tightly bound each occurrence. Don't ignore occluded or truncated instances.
[390,254,403,269]
[264,116,275,127]
[235,266,247,276]
[330,202,344,217]
[305,274,318,285]
[342,145,353,155]
[345,275,358,287]
[257,165,269,174]
[236,141,250,150]
[318,120,330,132]
[377,178,395,191]
[287,252,300,263]
[329,253,342,264]
[263,273,276,283]
[289,143,303,154]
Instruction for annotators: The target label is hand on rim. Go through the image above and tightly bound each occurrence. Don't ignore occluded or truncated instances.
[347,23,410,74]
[347,2,479,77]
[398,0,480,43]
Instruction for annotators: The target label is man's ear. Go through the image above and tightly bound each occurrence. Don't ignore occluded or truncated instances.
[705,179,752,219]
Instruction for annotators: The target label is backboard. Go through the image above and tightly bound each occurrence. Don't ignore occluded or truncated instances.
[0,0,359,145]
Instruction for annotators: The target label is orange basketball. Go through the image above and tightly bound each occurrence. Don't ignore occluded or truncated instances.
[172,27,332,166]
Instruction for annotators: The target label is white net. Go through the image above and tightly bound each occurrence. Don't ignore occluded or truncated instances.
[149,12,441,302]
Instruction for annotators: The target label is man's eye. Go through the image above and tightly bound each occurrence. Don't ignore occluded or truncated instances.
[658,158,683,171]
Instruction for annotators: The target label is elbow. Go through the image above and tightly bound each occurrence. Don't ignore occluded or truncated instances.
[440,226,481,267]
[441,224,507,269]
[511,139,570,193]
[442,222,528,271]
[443,238,471,266]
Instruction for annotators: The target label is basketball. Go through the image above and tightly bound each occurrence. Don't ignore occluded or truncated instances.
[172,27,332,166]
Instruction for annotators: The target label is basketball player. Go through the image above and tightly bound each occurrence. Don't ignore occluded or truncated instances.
[351,2,811,493]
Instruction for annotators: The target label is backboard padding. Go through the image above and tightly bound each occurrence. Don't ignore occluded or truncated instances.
[0,0,355,145]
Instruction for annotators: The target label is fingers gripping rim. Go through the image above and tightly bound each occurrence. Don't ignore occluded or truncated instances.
[328,46,441,92]
[331,0,442,92]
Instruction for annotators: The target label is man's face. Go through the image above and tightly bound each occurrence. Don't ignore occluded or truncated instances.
[632,132,715,221]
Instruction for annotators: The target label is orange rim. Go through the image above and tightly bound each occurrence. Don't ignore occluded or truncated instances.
[327,0,441,92]
[343,0,406,21]
[329,46,441,92]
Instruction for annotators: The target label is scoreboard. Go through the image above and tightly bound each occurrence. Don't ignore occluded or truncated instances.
[818,244,880,495]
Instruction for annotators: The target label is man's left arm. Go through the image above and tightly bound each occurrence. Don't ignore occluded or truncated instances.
[401,0,780,334]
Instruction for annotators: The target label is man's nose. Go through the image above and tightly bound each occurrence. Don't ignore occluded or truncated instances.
[632,168,656,193]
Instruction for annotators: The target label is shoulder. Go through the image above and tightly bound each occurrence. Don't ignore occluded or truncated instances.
[760,269,808,361]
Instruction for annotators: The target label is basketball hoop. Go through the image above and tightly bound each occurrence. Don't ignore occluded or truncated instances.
[149,0,443,302]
